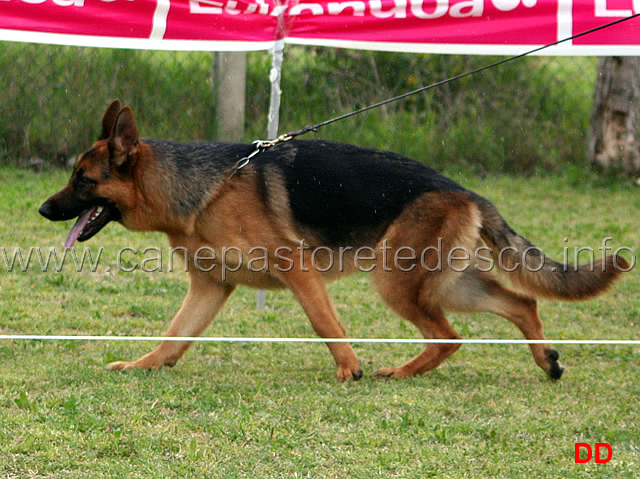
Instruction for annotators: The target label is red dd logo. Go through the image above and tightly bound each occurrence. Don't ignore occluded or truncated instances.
[574,443,613,464]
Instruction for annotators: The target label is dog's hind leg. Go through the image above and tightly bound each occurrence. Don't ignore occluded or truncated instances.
[373,290,462,378]
[373,269,462,377]
[441,271,564,380]
[107,273,234,371]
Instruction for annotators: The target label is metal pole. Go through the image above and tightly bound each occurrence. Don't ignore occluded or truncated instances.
[257,38,285,310]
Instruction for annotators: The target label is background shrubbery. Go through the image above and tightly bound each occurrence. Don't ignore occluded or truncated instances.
[0,42,597,174]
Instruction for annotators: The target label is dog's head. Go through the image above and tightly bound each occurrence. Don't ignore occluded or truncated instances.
[39,100,140,248]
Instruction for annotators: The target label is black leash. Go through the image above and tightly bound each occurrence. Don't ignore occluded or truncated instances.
[230,12,640,177]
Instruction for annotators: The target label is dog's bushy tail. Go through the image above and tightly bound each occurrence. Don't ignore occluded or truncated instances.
[472,194,628,300]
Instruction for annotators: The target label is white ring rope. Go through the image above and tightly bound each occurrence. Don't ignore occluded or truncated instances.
[0,335,639,345]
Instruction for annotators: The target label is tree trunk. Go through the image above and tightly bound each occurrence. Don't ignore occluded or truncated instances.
[212,52,247,142]
[587,56,640,175]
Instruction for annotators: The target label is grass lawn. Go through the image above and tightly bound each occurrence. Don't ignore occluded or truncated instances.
[0,166,638,478]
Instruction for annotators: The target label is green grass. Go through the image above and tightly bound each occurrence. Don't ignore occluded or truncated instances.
[0,166,638,478]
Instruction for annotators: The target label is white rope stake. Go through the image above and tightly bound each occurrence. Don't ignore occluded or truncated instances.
[0,335,639,345]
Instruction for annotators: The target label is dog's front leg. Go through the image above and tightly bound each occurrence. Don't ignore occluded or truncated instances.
[107,273,234,371]
[276,266,363,382]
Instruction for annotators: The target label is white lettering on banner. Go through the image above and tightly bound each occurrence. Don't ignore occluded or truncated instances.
[370,0,407,18]
[3,0,137,4]
[290,2,325,15]
[188,0,544,17]
[327,1,366,15]
[595,0,640,16]
[224,0,242,14]
[190,0,224,13]
[13,0,85,4]
[233,0,269,14]
[450,0,483,17]
[493,0,536,10]
[270,3,287,16]
[190,0,248,14]
[256,0,270,14]
[411,0,448,18]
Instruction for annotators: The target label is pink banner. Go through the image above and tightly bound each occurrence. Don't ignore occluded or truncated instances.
[0,0,639,54]
[164,0,278,42]
[573,0,640,45]
[285,0,558,45]
[0,0,157,38]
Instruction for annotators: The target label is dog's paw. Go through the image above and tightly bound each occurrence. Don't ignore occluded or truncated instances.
[373,366,409,378]
[106,351,179,371]
[545,349,565,380]
[105,358,171,371]
[337,362,364,382]
[105,360,142,371]
[106,360,165,371]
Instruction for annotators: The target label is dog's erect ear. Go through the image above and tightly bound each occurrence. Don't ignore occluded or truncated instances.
[100,99,122,140]
[110,106,139,168]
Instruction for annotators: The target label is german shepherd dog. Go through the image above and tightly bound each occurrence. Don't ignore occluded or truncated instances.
[39,100,627,381]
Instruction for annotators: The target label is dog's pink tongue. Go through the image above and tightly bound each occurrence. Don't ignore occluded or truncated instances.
[64,209,92,249]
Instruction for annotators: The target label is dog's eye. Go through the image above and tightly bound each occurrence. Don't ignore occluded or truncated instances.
[75,170,97,188]
[80,176,98,187]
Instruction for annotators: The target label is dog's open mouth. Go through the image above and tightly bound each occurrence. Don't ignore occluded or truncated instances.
[65,203,120,249]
